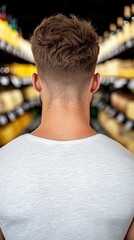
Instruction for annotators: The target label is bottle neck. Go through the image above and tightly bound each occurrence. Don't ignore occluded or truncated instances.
[109,23,117,35]
[116,17,123,32]
[123,5,131,25]
[131,4,134,22]
[0,4,7,20]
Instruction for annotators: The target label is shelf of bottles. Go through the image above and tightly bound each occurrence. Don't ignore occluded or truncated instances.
[98,4,134,63]
[0,63,42,147]
[0,5,41,147]
[0,5,34,63]
[91,4,134,154]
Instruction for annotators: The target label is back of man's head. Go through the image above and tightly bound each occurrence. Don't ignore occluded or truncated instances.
[30,13,99,100]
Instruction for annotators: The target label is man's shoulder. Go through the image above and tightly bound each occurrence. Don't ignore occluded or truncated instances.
[97,134,134,161]
[0,134,28,155]
[0,134,30,173]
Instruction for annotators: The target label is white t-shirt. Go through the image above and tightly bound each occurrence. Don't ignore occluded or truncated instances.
[0,133,134,240]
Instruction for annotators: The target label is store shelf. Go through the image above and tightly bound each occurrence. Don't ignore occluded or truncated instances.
[98,38,134,64]
[95,9,134,152]
[0,40,34,64]
[90,117,111,137]
[98,110,134,154]
[100,76,134,89]
[0,11,40,147]
[0,97,41,126]
[22,115,41,134]
[0,75,32,88]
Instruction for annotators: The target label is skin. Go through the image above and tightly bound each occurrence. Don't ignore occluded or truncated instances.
[0,72,133,239]
[124,219,134,240]
[31,72,100,140]
[0,229,4,240]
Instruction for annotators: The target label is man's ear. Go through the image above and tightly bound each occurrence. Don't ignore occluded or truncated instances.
[32,73,42,92]
[91,73,100,94]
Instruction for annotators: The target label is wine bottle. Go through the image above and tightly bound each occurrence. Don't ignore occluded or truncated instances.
[116,17,124,45]
[131,4,134,22]
[115,112,127,124]
[0,114,9,126]
[130,4,134,38]
[0,66,22,88]
[109,23,117,51]
[0,4,7,20]
[0,66,10,86]
[123,5,131,41]
[109,23,117,35]
[117,17,123,32]
[125,119,134,130]
[104,104,118,118]
[103,31,109,41]
[123,5,131,25]
[100,31,110,58]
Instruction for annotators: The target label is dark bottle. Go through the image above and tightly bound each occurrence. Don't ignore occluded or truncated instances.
[123,5,131,25]
[115,17,124,51]
[109,23,117,36]
[104,104,118,118]
[116,17,124,33]
[115,112,127,124]
[0,4,7,20]
[131,4,134,22]
[103,31,109,41]
[130,4,134,39]
[0,66,10,86]
[109,23,117,52]
[125,119,134,130]
[123,5,131,42]
[0,66,22,88]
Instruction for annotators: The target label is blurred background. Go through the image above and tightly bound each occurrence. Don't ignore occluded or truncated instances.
[0,0,134,154]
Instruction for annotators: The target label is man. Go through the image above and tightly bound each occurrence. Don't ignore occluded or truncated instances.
[0,13,134,240]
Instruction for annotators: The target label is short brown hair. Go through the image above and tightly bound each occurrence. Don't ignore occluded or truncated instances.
[30,13,99,99]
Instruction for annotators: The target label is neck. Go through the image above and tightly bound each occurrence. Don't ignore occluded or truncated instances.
[31,101,97,140]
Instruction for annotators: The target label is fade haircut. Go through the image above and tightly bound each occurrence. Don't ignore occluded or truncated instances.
[30,13,99,100]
